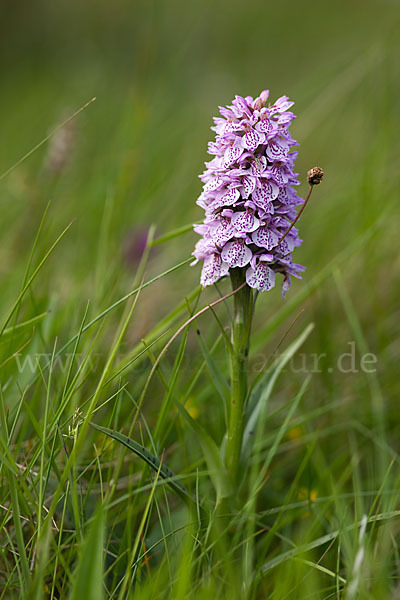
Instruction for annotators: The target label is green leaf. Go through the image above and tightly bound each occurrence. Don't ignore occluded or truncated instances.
[249,376,310,495]
[242,323,314,461]
[89,422,197,508]
[68,505,104,600]
[177,403,232,501]
[196,330,229,407]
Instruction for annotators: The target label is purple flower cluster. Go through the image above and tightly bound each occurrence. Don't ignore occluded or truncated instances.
[191,90,306,295]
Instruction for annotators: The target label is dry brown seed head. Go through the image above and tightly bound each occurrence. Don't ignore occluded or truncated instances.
[307,167,324,185]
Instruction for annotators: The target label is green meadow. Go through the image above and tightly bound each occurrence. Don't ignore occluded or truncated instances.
[1,1,400,598]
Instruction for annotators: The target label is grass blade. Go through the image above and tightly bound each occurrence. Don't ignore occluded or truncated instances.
[68,505,104,600]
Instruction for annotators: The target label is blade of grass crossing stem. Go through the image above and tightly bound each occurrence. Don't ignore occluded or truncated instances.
[142,341,169,391]
[0,388,30,593]
[68,505,104,600]
[242,324,314,462]
[208,304,234,356]
[144,285,201,343]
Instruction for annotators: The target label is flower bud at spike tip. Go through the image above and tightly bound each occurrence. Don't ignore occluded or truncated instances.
[192,90,306,296]
[307,166,324,186]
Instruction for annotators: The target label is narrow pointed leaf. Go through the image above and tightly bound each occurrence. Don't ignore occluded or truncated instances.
[89,422,197,508]
[68,506,104,600]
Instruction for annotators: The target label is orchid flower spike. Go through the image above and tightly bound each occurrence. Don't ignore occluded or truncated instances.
[192,90,306,296]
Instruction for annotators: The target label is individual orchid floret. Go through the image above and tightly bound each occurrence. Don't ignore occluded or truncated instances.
[192,89,306,296]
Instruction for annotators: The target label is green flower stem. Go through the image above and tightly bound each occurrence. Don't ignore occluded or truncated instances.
[225,268,254,488]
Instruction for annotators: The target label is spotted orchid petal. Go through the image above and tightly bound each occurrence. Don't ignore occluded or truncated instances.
[200,254,229,287]
[273,96,295,113]
[217,186,241,206]
[232,95,252,117]
[242,127,264,152]
[253,180,279,205]
[224,120,242,133]
[193,223,209,236]
[223,140,244,168]
[277,112,296,126]
[251,227,279,250]
[269,165,289,187]
[240,175,256,199]
[231,211,260,233]
[276,238,294,255]
[221,239,252,267]
[255,113,276,135]
[209,218,236,247]
[252,188,273,212]
[266,139,289,161]
[246,262,276,292]
[207,141,220,155]
[203,176,225,193]
[276,186,290,204]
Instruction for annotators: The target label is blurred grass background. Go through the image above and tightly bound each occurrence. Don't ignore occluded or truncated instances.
[1,0,399,422]
[1,0,400,597]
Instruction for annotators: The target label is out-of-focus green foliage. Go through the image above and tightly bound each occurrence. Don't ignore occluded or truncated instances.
[1,1,400,597]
